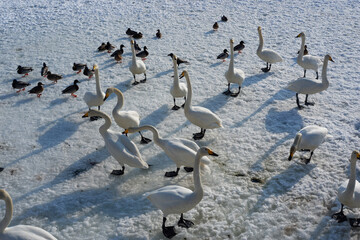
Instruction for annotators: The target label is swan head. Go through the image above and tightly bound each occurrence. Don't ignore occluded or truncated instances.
[326,55,334,62]
[104,87,115,101]
[205,147,218,156]
[296,32,304,38]
[179,70,187,79]
[257,26,262,32]
[350,150,360,162]
[230,38,234,44]
[93,64,98,70]
[288,133,302,161]
[0,189,9,200]
[130,40,134,45]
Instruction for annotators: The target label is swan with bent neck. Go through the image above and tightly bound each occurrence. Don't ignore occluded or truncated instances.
[170,54,187,110]
[145,147,218,239]
[224,38,245,97]
[286,54,333,109]
[125,125,211,177]
[82,109,148,175]
[129,39,146,85]
[0,189,57,240]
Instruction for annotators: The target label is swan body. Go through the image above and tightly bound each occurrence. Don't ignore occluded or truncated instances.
[126,125,211,177]
[224,38,245,97]
[256,26,282,72]
[83,65,105,111]
[83,110,148,175]
[170,54,187,110]
[146,147,218,238]
[180,70,222,140]
[288,125,328,164]
[0,189,57,240]
[287,54,333,109]
[296,32,322,79]
[129,40,146,85]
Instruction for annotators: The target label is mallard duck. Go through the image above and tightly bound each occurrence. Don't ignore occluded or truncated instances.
[46,71,62,83]
[110,44,125,57]
[221,15,228,22]
[41,62,49,77]
[28,82,44,98]
[217,49,229,62]
[126,28,137,37]
[83,65,94,79]
[234,41,245,53]
[136,46,149,60]
[98,42,106,52]
[17,65,33,77]
[156,29,162,39]
[12,79,30,93]
[62,80,80,97]
[105,42,115,53]
[213,22,219,31]
[133,32,143,39]
[72,63,86,74]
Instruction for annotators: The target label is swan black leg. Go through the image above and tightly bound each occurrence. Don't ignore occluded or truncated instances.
[303,151,314,164]
[132,74,139,85]
[172,98,180,110]
[230,86,241,97]
[332,204,347,223]
[316,71,319,79]
[178,213,194,228]
[184,167,193,172]
[162,217,176,239]
[111,166,125,175]
[304,94,315,106]
[296,93,304,109]
[140,73,147,83]
[303,69,306,78]
[139,131,152,144]
[223,83,231,95]
[181,97,186,108]
[193,128,206,140]
[165,168,180,177]
[261,62,270,72]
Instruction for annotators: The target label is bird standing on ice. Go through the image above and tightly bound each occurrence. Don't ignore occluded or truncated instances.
[129,40,146,85]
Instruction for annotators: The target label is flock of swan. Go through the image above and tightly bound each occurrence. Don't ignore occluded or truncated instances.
[2,22,359,239]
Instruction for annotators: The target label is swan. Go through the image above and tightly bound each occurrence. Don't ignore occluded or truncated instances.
[0,189,57,240]
[286,54,333,109]
[129,40,146,85]
[332,151,360,225]
[103,87,151,144]
[146,147,218,238]
[125,125,211,177]
[180,70,223,140]
[82,110,148,175]
[224,38,245,97]
[256,26,282,72]
[288,125,328,164]
[83,65,105,120]
[296,32,322,79]
[170,54,187,110]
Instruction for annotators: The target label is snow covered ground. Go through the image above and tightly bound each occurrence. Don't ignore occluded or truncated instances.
[0,0,359,239]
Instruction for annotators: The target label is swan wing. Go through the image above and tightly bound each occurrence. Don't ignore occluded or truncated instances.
[286,78,323,94]
[298,125,328,150]
[114,110,140,129]
[260,49,282,63]
[186,106,223,129]
[2,225,57,240]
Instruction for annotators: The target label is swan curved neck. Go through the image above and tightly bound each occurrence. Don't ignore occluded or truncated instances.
[113,88,124,112]
[184,72,192,110]
[172,59,180,88]
[130,125,161,142]
[229,41,235,73]
[131,43,137,64]
[293,133,302,150]
[193,151,204,196]
[297,35,305,61]
[257,29,264,54]
[321,57,329,85]
[95,69,102,95]
[98,113,111,136]
[0,192,13,233]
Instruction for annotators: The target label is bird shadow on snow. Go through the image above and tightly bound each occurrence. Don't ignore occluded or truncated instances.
[153,69,173,78]
[140,104,169,127]
[198,92,229,114]
[0,92,18,101]
[209,62,223,68]
[242,72,274,88]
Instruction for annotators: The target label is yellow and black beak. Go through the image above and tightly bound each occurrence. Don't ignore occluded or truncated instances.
[82,112,89,118]
[123,129,129,135]
[179,71,185,79]
[207,149,219,156]
[104,92,110,101]
[357,152,360,159]
[296,33,301,38]
[329,55,335,62]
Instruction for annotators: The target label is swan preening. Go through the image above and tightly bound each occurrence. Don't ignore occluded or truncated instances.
[0,189,57,240]
[286,54,333,109]
[129,39,146,85]
[296,32,322,79]
[145,147,218,238]
[170,54,187,110]
[333,151,360,226]
[288,125,328,164]
[256,26,282,72]
[82,110,148,175]
[224,38,245,97]
[180,70,223,140]
[125,125,211,177]
[103,87,151,144]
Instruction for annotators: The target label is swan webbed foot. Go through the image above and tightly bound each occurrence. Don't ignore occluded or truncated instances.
[230,90,240,97]
[0,167,4,172]
[90,116,101,121]
[165,168,180,177]
[184,167,193,172]
[178,214,194,228]
[223,89,231,95]
[140,79,146,83]
[300,157,311,164]
[172,105,180,110]
[261,67,270,72]
[162,226,176,239]
[193,132,205,140]
[132,81,140,85]
[181,103,185,108]
[140,136,152,144]
[111,167,125,175]
[332,211,347,223]
[305,101,315,106]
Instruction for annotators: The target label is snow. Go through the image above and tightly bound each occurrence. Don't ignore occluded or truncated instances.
[0,0,359,239]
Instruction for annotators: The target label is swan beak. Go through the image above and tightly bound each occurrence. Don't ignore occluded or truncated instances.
[230,39,234,43]
[357,152,360,159]
[295,33,301,38]
[130,40,134,45]
[82,112,89,118]
[207,149,218,156]
[179,72,185,79]
[104,93,109,101]
[288,152,294,161]
[329,56,334,62]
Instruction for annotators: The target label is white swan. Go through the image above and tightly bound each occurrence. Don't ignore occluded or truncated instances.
[170,54,187,110]
[256,26,283,72]
[125,125,210,177]
[180,70,223,140]
[0,189,57,240]
[103,87,151,144]
[224,38,245,97]
[83,65,105,120]
[129,40,146,85]
[296,32,322,79]
[286,54,333,109]
[146,147,218,238]
[82,110,148,175]
[333,151,360,225]
[288,125,328,164]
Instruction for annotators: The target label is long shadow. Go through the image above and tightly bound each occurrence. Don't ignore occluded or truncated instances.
[154,69,173,78]
[47,97,69,108]
[140,104,169,127]
[242,72,274,88]
[210,62,222,68]
[0,92,17,101]
[14,97,36,106]
[198,91,229,114]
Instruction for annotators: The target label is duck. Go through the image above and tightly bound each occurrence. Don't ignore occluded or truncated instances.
[103,87,151,144]
[83,65,105,121]
[12,79,30,93]
[217,49,229,62]
[110,44,125,57]
[72,63,86,74]
[105,42,115,53]
[129,40,146,85]
[169,54,187,110]
[221,15,228,22]
[213,22,219,31]
[46,72,62,84]
[28,82,44,98]
[82,110,148,175]
[145,147,218,239]
[296,32,322,79]
[62,80,80,97]
[136,46,149,60]
[113,53,123,63]
[168,53,189,66]
[297,45,308,56]
[224,38,245,97]
[234,41,245,53]
[134,41,141,52]
[256,26,283,72]
[17,66,33,77]
[97,42,106,52]
[125,125,211,177]
[132,32,143,39]
[288,125,328,164]
[83,65,94,79]
[0,189,57,240]
[286,54,333,109]
[156,29,162,39]
[180,70,223,140]
[126,28,137,37]
[41,62,49,77]
[332,151,360,225]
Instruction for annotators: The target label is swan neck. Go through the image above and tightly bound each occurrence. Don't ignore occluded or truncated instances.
[322,57,329,84]
[257,29,264,53]
[173,59,180,88]
[297,35,305,61]
[0,192,13,233]
[293,133,302,150]
[184,72,192,110]
[113,89,124,112]
[131,43,137,64]
[99,113,111,136]
[229,42,235,72]
[193,151,204,196]
[95,69,102,95]
[345,160,357,194]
